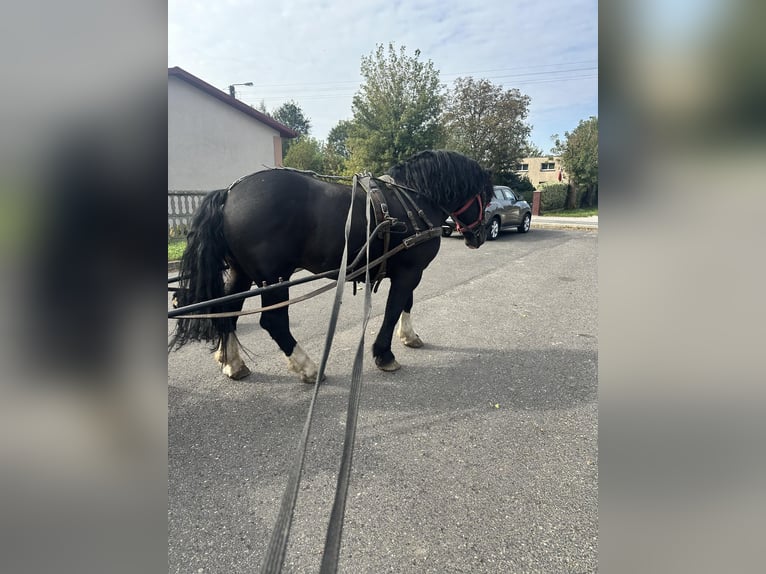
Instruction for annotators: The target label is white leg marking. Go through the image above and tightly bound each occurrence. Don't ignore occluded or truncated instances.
[217,335,250,379]
[214,339,225,365]
[396,312,423,348]
[287,344,320,383]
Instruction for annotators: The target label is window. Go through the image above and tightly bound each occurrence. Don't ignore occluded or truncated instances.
[541,162,556,171]
[516,163,529,171]
[494,188,505,200]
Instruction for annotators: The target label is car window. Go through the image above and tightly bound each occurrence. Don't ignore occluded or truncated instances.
[493,188,504,200]
[503,189,516,201]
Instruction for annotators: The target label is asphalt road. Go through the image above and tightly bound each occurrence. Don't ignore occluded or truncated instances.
[168,226,598,573]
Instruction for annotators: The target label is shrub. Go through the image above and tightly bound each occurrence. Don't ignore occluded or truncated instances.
[539,183,568,213]
[519,190,532,204]
[494,172,535,193]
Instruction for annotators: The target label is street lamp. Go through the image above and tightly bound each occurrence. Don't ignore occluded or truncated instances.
[228,82,253,99]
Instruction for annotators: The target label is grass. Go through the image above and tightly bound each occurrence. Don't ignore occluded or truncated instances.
[540,207,598,217]
[168,238,186,261]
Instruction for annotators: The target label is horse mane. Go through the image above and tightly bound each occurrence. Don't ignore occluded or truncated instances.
[386,150,492,209]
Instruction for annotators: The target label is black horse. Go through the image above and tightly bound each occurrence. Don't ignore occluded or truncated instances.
[170,150,493,382]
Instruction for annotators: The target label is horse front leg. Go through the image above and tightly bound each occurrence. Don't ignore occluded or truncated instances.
[373,272,423,371]
[395,291,423,348]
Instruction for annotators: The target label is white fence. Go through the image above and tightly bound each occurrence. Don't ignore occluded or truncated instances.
[168,190,208,237]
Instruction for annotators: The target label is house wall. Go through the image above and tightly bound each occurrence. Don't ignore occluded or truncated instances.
[168,76,282,191]
[515,156,568,187]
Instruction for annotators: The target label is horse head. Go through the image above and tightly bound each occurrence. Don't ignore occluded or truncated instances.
[450,191,489,249]
[387,150,494,249]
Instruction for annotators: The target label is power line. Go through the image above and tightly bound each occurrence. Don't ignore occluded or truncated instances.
[223,59,597,92]
[440,59,598,78]
[454,66,598,81]
[234,71,597,105]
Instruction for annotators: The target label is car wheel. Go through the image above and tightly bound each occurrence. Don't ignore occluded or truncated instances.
[442,227,453,237]
[518,213,531,233]
[487,217,501,240]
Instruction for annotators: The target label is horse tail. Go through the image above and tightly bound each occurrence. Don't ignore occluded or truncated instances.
[169,188,231,351]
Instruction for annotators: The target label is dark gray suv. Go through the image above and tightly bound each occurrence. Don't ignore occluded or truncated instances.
[442,185,532,240]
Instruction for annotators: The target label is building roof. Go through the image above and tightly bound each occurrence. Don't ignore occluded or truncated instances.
[168,66,299,139]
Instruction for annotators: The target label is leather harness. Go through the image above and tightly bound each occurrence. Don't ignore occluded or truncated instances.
[170,171,482,320]
[356,174,442,291]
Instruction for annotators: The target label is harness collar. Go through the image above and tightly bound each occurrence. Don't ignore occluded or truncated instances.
[358,174,442,291]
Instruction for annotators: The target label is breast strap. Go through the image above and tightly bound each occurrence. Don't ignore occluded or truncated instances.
[357,174,439,291]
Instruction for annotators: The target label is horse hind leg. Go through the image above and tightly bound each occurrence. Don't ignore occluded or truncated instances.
[215,332,250,379]
[286,342,322,384]
[259,288,323,384]
[214,266,252,379]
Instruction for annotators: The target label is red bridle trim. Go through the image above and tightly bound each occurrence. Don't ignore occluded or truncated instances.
[451,194,484,232]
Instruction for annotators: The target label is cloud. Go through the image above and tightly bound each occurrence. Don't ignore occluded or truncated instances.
[168,0,597,150]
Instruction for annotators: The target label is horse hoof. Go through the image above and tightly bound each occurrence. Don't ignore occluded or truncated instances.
[403,336,423,348]
[375,357,401,372]
[224,364,251,380]
[301,371,327,384]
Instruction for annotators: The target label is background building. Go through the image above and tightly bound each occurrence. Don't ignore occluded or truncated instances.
[168,66,297,192]
[168,67,298,234]
[515,156,567,188]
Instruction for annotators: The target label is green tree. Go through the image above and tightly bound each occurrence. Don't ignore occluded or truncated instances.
[327,119,352,160]
[487,170,536,203]
[552,117,598,208]
[442,77,532,180]
[523,143,543,157]
[283,136,324,173]
[347,43,445,175]
[320,119,353,175]
[273,100,312,157]
[272,100,311,135]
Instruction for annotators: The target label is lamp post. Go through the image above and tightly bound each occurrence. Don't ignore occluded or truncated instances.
[228,82,253,99]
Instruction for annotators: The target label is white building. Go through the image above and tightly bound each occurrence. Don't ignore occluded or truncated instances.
[168,66,297,192]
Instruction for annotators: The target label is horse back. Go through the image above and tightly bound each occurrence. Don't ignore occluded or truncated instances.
[221,170,369,276]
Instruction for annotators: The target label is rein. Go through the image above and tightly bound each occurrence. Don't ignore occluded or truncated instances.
[255,174,446,572]
[168,231,432,320]
[169,167,478,572]
[259,174,372,574]
[168,224,442,320]
[169,175,444,320]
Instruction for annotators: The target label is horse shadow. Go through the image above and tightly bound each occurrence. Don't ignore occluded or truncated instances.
[169,337,598,573]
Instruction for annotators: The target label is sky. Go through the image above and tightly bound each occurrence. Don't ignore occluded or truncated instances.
[168,0,598,155]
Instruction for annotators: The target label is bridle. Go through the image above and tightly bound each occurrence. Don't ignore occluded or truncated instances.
[450,194,484,233]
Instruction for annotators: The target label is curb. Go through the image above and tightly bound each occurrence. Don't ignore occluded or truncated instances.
[531,221,598,231]
[168,260,181,274]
